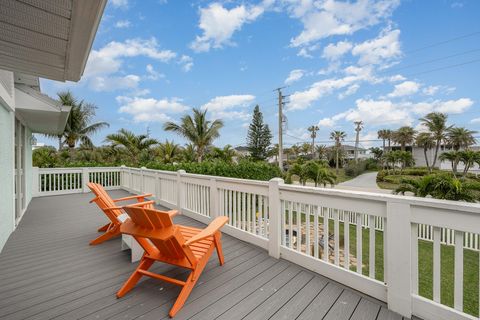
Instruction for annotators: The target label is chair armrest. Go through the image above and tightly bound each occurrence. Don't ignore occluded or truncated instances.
[126,200,156,208]
[184,216,229,246]
[167,210,179,217]
[113,193,153,202]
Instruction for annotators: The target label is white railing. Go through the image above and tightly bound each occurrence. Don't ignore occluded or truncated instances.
[32,166,480,320]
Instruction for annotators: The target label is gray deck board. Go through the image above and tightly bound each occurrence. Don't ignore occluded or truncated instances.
[0,190,405,320]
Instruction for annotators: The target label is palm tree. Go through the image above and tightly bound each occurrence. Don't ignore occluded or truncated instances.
[316,145,328,160]
[385,129,393,151]
[59,92,109,149]
[420,112,450,168]
[377,129,389,152]
[439,151,461,174]
[330,131,346,174]
[315,166,337,187]
[300,142,311,156]
[209,145,236,163]
[156,140,180,164]
[415,132,435,171]
[447,127,477,151]
[392,126,416,151]
[181,143,197,162]
[458,150,479,175]
[105,129,158,165]
[164,108,223,162]
[290,145,301,158]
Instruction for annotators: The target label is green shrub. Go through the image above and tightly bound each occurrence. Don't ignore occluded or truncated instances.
[146,160,282,181]
[344,160,367,177]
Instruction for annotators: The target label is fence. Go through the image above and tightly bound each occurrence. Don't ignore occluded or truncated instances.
[33,166,480,320]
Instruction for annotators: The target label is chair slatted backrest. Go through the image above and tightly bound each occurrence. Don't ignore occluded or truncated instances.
[88,183,123,224]
[122,205,197,266]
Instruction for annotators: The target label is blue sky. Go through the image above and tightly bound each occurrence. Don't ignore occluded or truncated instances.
[40,0,480,150]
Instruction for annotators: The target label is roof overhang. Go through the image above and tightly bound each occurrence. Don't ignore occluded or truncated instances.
[0,0,106,82]
[14,84,71,135]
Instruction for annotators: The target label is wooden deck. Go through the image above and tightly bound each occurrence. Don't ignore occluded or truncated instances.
[0,190,410,320]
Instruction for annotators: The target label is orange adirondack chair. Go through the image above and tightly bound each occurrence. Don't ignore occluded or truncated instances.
[87,182,155,245]
[117,202,228,317]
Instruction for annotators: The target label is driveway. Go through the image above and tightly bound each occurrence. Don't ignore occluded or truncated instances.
[336,171,392,194]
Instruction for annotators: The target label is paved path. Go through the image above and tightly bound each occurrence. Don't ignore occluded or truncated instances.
[336,172,392,194]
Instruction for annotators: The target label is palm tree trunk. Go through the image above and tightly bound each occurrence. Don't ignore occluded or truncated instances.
[335,148,339,174]
[58,136,62,151]
[432,141,440,168]
[423,148,430,172]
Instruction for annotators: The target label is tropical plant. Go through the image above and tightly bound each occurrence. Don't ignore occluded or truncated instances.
[369,147,383,161]
[398,150,414,172]
[315,144,328,160]
[181,144,197,162]
[377,129,389,151]
[57,91,109,149]
[247,105,272,161]
[290,144,301,158]
[300,142,311,156]
[415,132,435,171]
[392,126,416,151]
[156,140,180,164]
[394,173,480,202]
[164,108,223,162]
[420,112,450,168]
[286,163,308,185]
[208,145,236,163]
[447,127,477,151]
[439,151,461,174]
[105,129,158,165]
[315,166,337,187]
[32,146,58,168]
[330,131,346,174]
[458,150,480,175]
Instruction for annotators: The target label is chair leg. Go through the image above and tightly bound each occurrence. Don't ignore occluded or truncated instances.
[168,271,197,318]
[213,232,225,265]
[97,223,111,232]
[89,228,120,245]
[117,257,154,298]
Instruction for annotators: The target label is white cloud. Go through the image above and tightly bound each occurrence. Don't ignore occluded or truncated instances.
[179,55,194,72]
[201,94,255,120]
[338,84,360,99]
[285,69,305,84]
[117,96,189,123]
[434,98,473,114]
[422,85,440,96]
[297,48,313,58]
[145,64,164,80]
[89,75,140,92]
[191,1,272,52]
[322,41,352,60]
[111,0,128,8]
[388,81,420,97]
[115,20,131,28]
[471,118,480,124]
[388,74,406,82]
[352,28,402,65]
[287,0,400,47]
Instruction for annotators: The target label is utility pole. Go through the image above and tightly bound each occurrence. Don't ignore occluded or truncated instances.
[307,125,319,159]
[354,121,363,162]
[275,87,287,171]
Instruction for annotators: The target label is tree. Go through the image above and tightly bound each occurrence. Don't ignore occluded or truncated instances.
[316,145,328,160]
[393,126,416,151]
[398,150,414,172]
[300,142,311,156]
[420,112,450,168]
[458,150,480,175]
[330,131,346,174]
[181,144,197,162]
[105,129,158,165]
[57,91,109,149]
[32,146,58,168]
[156,140,180,164]
[246,105,272,161]
[377,129,389,151]
[369,147,383,162]
[415,132,435,171]
[439,151,460,174]
[290,145,301,158]
[447,127,477,151]
[209,145,236,163]
[164,108,223,162]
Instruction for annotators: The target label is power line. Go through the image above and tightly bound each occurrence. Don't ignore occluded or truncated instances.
[402,58,480,77]
[405,31,480,54]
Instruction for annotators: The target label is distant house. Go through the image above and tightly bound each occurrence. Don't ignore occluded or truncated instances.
[340,145,371,160]
[406,145,480,172]
[234,146,250,157]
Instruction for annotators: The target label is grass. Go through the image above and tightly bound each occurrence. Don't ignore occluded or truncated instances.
[286,212,479,317]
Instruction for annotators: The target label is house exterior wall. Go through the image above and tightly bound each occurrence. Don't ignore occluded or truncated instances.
[24,127,33,206]
[0,102,15,252]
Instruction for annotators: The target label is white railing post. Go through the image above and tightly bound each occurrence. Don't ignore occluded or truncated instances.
[155,172,161,204]
[82,168,89,193]
[209,178,218,219]
[140,167,146,193]
[268,178,283,259]
[176,170,185,213]
[32,167,39,197]
[120,165,126,189]
[386,201,412,317]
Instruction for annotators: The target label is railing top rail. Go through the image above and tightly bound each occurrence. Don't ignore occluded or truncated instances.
[37,167,121,171]
[279,183,480,213]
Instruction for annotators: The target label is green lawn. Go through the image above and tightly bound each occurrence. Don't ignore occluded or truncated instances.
[287,213,479,317]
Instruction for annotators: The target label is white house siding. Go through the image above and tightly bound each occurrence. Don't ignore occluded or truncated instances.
[0,102,15,252]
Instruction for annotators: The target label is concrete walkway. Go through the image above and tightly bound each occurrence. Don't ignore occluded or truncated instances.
[336,172,392,194]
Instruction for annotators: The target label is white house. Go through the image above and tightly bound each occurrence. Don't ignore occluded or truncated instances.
[0,1,106,251]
